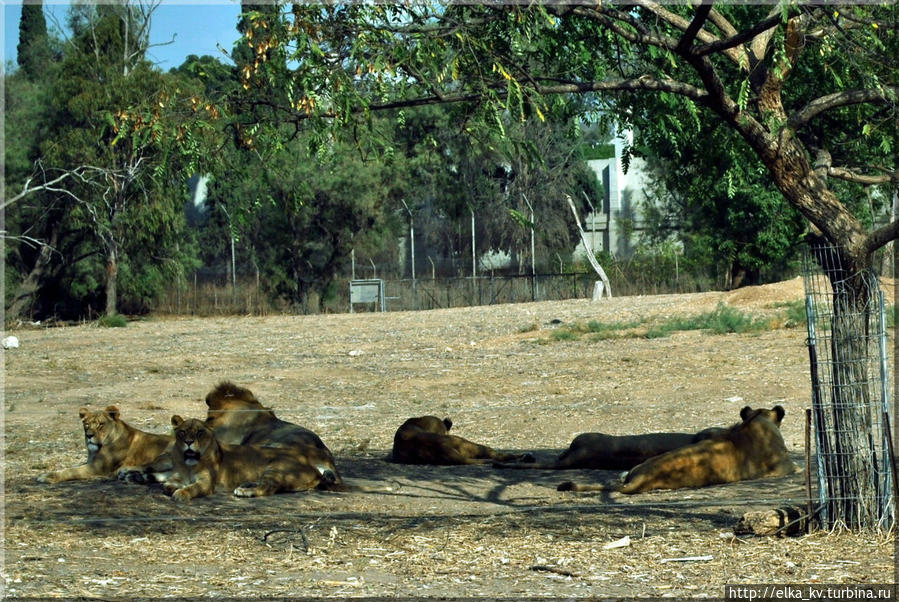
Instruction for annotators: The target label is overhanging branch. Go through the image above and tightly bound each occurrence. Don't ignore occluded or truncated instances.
[789,88,899,130]
[240,74,710,124]
[827,166,899,186]
[866,220,899,255]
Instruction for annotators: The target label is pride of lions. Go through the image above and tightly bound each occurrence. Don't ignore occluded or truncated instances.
[39,381,798,501]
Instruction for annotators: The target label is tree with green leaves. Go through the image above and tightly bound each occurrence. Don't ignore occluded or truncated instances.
[637,117,806,288]
[16,1,52,80]
[6,2,202,320]
[230,2,896,529]
[204,131,396,312]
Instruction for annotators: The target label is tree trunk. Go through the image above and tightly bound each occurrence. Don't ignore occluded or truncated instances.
[6,223,61,322]
[807,240,890,530]
[105,246,118,316]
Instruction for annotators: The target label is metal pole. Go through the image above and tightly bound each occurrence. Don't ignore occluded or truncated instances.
[806,294,833,528]
[219,204,237,307]
[470,206,476,278]
[230,234,236,306]
[401,200,415,280]
[877,290,893,525]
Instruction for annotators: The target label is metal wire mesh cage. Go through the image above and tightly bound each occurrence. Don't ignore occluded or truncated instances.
[802,244,895,530]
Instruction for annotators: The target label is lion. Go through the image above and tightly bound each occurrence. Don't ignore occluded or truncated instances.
[37,406,173,484]
[165,415,339,501]
[390,415,535,465]
[202,381,342,484]
[557,406,798,494]
[494,427,726,471]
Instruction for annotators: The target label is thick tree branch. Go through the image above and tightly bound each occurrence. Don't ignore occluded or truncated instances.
[535,75,709,102]
[695,9,785,61]
[676,3,713,53]
[827,166,899,186]
[630,0,745,66]
[568,6,674,51]
[789,87,899,130]
[706,7,738,38]
[865,220,899,255]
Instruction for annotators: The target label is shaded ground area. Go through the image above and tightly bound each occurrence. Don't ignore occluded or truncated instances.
[3,279,894,597]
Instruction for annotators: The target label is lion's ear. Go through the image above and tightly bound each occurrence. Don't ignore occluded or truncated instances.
[105,406,120,420]
[78,408,89,419]
[443,418,453,431]
[739,406,753,421]
[171,415,184,427]
[773,405,786,422]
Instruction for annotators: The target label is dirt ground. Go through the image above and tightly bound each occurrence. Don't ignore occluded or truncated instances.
[3,277,895,598]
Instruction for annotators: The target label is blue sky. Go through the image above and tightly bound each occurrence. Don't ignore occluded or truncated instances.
[3,1,243,72]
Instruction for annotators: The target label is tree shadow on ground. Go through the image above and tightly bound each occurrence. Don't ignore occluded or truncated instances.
[9,449,812,540]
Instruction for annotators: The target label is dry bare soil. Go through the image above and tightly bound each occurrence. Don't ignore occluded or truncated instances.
[3,278,895,598]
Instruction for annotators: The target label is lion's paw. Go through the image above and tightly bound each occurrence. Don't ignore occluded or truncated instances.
[233,483,259,498]
[36,472,57,484]
[117,469,149,484]
[171,488,192,502]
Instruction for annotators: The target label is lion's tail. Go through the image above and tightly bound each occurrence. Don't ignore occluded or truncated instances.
[556,480,616,492]
[493,461,561,469]
[315,470,395,494]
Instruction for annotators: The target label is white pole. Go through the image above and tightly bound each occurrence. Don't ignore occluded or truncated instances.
[522,194,536,301]
[566,194,612,298]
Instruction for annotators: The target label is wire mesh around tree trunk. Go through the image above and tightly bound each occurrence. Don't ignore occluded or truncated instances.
[802,244,894,531]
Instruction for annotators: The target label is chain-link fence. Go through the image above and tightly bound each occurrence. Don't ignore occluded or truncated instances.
[156,272,602,315]
[802,244,894,530]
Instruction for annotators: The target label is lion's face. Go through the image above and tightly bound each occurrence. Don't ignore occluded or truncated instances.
[78,406,124,452]
[204,381,272,434]
[205,396,264,431]
[171,416,216,466]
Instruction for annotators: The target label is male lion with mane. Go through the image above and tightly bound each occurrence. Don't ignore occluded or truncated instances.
[558,406,797,494]
[38,406,173,484]
[165,415,338,501]
[390,415,534,465]
[203,381,342,485]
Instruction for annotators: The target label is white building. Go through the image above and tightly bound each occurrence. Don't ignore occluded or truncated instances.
[575,130,653,259]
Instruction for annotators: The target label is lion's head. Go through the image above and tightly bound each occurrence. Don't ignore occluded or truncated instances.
[399,416,453,436]
[739,405,785,427]
[171,415,218,466]
[79,406,127,453]
[204,381,276,433]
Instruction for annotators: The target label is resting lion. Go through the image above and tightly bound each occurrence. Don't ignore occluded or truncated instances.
[38,406,173,484]
[165,415,339,501]
[495,426,725,470]
[390,415,534,465]
[203,381,342,485]
[558,406,797,494]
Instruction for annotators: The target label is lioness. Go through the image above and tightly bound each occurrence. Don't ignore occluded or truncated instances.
[165,415,337,501]
[390,415,534,465]
[38,406,173,484]
[495,427,726,470]
[558,406,797,494]
[203,381,342,484]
